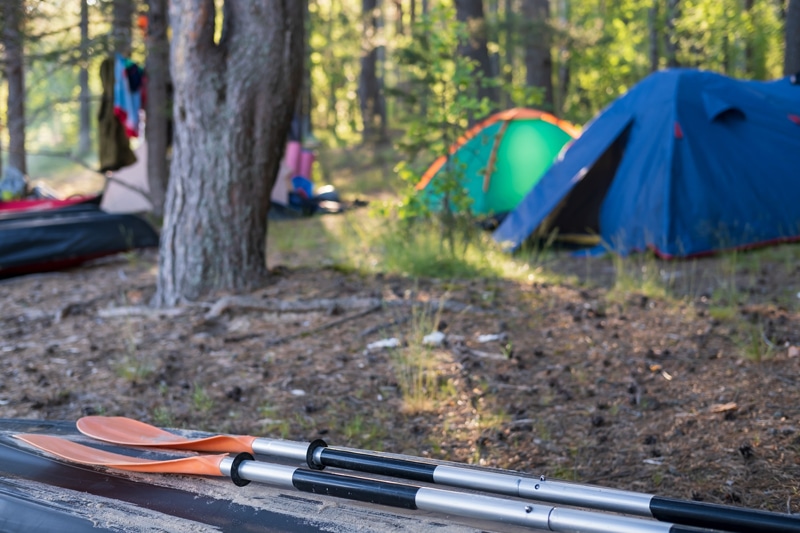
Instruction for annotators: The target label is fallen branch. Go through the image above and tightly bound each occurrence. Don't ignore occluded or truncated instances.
[97,306,187,319]
[263,305,382,347]
[204,295,483,321]
[360,316,411,337]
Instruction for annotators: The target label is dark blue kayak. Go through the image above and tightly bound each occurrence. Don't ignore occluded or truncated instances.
[0,201,158,278]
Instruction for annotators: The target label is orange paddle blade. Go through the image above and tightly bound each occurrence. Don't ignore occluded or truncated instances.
[15,434,226,476]
[77,416,257,453]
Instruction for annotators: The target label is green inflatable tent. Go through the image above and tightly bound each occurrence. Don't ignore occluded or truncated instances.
[416,108,578,216]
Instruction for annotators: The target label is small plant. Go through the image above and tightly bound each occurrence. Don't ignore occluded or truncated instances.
[151,406,174,428]
[191,385,214,414]
[258,402,290,438]
[707,305,738,322]
[115,355,154,383]
[606,251,671,305]
[737,322,775,362]
[391,302,461,414]
[341,413,386,449]
[548,464,580,482]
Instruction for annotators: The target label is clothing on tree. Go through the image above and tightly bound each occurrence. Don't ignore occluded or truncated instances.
[113,54,143,138]
[98,57,137,172]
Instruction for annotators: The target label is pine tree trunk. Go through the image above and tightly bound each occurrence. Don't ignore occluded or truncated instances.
[521,0,553,110]
[455,0,498,111]
[145,0,170,218]
[785,0,800,75]
[113,0,134,55]
[487,0,500,81]
[555,0,569,115]
[505,0,516,109]
[3,0,26,175]
[156,0,304,306]
[359,0,386,143]
[648,0,659,72]
[77,0,92,157]
[665,0,680,68]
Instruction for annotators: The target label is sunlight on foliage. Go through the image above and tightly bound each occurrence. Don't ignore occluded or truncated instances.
[392,303,457,414]
[607,251,670,303]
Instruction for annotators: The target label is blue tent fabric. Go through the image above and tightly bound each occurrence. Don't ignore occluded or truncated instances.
[493,69,800,258]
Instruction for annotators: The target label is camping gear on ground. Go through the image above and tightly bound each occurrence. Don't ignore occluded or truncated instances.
[299,149,315,180]
[493,69,800,258]
[0,199,158,278]
[417,108,579,217]
[75,416,799,533]
[0,166,29,201]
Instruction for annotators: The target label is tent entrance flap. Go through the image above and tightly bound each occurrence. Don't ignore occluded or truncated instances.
[535,124,631,245]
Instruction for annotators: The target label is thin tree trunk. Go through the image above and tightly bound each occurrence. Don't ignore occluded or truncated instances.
[488,0,501,80]
[327,0,338,132]
[505,0,516,108]
[113,0,134,56]
[156,0,304,306]
[648,0,659,72]
[376,0,388,141]
[555,0,569,115]
[359,0,386,143]
[3,0,27,175]
[521,0,553,110]
[145,0,170,218]
[393,0,404,34]
[785,0,800,75]
[455,0,498,112]
[665,0,680,68]
[77,0,92,157]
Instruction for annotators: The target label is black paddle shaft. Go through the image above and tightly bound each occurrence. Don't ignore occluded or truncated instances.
[304,441,800,533]
[651,496,800,533]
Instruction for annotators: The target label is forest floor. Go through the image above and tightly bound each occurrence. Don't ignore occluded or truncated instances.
[2,234,800,516]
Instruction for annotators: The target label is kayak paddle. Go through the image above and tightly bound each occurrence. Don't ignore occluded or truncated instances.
[14,433,711,533]
[76,416,800,533]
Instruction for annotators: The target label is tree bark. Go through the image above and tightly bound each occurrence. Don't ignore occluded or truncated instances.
[521,0,553,110]
[665,0,680,68]
[505,0,516,109]
[3,0,27,175]
[77,0,92,157]
[487,0,500,80]
[455,0,498,108]
[648,0,659,72]
[785,0,800,75]
[555,0,569,115]
[145,0,170,218]
[113,0,134,55]
[156,0,305,306]
[359,0,387,143]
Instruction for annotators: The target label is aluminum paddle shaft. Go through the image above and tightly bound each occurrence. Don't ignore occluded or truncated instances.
[220,455,710,533]
[305,441,800,533]
[16,434,710,533]
[76,417,800,533]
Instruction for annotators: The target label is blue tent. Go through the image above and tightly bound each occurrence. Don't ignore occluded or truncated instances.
[493,69,800,258]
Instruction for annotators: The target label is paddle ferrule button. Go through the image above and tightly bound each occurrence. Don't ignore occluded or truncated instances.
[230,452,254,486]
